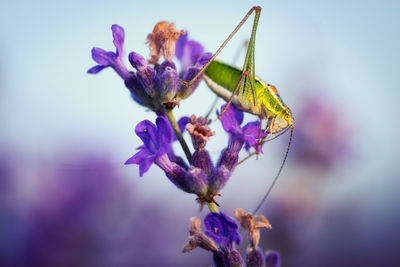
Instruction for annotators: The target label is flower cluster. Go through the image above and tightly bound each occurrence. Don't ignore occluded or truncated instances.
[183,210,281,267]
[88,24,212,111]
[125,104,262,205]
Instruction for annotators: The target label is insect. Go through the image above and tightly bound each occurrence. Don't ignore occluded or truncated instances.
[181,6,294,213]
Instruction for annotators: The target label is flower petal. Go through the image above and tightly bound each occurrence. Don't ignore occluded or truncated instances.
[125,149,155,177]
[220,104,242,134]
[87,65,107,74]
[156,116,173,148]
[135,120,159,154]
[242,121,264,152]
[204,212,241,247]
[233,105,244,125]
[177,116,189,138]
[138,156,156,177]
[91,47,115,66]
[111,24,124,56]
[175,32,204,72]
[175,32,188,60]
[129,52,147,71]
[124,148,151,165]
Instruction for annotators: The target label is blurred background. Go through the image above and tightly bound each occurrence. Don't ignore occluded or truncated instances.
[1,0,399,266]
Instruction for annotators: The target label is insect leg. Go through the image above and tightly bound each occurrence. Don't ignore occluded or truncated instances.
[256,115,263,157]
[218,70,250,120]
[181,6,262,88]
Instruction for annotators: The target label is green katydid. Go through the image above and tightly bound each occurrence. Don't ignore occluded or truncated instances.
[181,6,294,213]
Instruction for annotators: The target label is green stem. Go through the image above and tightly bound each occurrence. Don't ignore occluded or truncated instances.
[165,108,192,164]
[207,203,219,213]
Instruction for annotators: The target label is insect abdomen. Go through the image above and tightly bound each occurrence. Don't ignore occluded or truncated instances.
[204,60,243,93]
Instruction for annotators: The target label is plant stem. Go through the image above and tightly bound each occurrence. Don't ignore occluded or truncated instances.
[165,108,192,164]
[207,203,219,213]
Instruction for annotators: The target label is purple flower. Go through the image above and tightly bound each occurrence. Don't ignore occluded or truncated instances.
[220,104,265,152]
[128,52,181,105]
[88,24,212,111]
[125,115,208,195]
[125,116,173,176]
[175,32,205,73]
[206,105,265,194]
[125,106,264,204]
[88,25,130,80]
[183,213,245,267]
[204,212,241,248]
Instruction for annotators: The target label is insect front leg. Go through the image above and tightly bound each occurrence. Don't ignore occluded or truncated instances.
[266,117,276,135]
[256,115,263,157]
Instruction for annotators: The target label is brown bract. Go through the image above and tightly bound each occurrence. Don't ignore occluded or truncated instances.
[186,115,215,150]
[234,208,272,247]
[146,21,185,64]
[182,217,218,253]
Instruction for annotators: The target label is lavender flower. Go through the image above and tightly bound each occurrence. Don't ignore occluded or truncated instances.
[125,104,263,207]
[88,23,212,111]
[88,25,130,80]
[184,212,245,267]
[207,105,264,194]
[220,104,266,153]
[204,212,241,247]
[175,32,204,72]
[124,114,208,195]
[125,116,173,176]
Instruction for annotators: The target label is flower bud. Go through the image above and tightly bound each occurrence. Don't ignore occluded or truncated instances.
[192,150,213,177]
[246,246,265,267]
[124,73,162,111]
[129,52,159,98]
[225,249,245,267]
[158,64,179,103]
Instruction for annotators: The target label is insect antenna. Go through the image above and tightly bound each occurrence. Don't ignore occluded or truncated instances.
[236,127,290,166]
[262,126,290,143]
[252,126,293,214]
